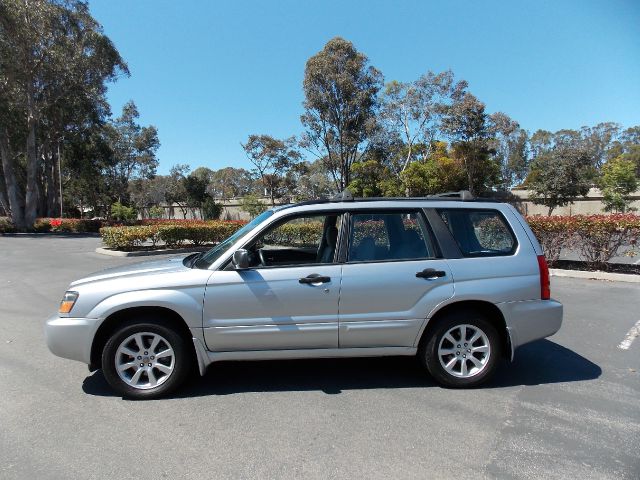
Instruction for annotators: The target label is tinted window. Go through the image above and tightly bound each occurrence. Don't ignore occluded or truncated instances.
[438,209,516,256]
[348,212,434,262]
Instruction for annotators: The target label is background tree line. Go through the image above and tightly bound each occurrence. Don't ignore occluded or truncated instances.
[2,3,638,228]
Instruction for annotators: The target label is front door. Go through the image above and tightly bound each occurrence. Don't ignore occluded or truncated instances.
[338,210,454,348]
[203,213,344,351]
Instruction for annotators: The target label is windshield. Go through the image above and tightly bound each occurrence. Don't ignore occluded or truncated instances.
[194,210,274,269]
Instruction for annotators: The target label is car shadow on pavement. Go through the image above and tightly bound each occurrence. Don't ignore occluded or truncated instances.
[82,339,601,399]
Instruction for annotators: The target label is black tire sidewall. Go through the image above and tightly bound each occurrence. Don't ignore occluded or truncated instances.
[101,319,191,399]
[421,311,502,388]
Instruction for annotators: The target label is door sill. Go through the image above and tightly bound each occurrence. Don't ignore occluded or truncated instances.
[192,338,416,376]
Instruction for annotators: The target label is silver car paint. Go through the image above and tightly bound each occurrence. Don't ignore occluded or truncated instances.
[338,259,453,348]
[45,199,563,373]
[203,264,341,350]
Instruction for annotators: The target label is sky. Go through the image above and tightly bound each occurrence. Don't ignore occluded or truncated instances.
[89,0,640,175]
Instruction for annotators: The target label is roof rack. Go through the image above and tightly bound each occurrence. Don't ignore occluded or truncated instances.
[331,190,354,202]
[280,189,497,210]
[428,190,474,200]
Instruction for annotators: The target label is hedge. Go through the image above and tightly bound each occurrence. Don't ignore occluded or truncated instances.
[100,221,245,251]
[0,216,15,233]
[0,217,245,234]
[526,214,640,269]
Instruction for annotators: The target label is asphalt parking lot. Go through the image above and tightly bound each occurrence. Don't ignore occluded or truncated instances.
[1,235,638,479]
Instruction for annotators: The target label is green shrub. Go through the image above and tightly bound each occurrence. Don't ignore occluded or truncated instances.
[571,214,640,269]
[202,198,223,220]
[159,222,242,247]
[0,217,16,233]
[100,221,244,250]
[526,214,640,269]
[111,202,137,222]
[148,206,165,219]
[100,226,152,251]
[33,218,52,232]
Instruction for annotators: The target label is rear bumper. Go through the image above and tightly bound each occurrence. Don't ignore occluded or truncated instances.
[497,299,563,350]
[44,315,99,365]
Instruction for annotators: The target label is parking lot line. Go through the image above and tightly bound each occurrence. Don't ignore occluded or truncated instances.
[617,319,640,350]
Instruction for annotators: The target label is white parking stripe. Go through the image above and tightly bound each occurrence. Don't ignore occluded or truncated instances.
[618,320,640,350]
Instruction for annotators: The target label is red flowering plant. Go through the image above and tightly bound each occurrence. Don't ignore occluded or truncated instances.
[525,215,578,266]
[526,214,640,270]
[571,214,640,270]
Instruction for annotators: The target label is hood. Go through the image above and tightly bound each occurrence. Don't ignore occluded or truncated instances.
[70,256,191,287]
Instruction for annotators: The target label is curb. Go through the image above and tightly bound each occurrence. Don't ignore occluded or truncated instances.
[550,268,640,283]
[95,246,208,257]
[2,232,100,237]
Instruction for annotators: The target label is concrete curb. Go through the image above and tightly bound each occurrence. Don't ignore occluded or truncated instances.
[550,268,640,283]
[95,246,207,257]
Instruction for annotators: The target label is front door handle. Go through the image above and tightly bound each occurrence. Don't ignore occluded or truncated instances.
[416,268,446,279]
[299,274,331,284]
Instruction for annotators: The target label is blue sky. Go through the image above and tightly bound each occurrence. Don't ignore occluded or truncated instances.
[90,0,640,174]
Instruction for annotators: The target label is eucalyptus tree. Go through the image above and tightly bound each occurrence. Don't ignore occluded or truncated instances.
[103,101,159,200]
[209,167,255,200]
[242,134,300,206]
[300,37,383,191]
[441,92,501,196]
[0,0,128,227]
[488,112,529,189]
[379,70,466,177]
[528,145,592,215]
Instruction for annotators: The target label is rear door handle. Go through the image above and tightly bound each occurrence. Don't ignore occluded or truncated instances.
[299,274,331,284]
[416,268,446,279]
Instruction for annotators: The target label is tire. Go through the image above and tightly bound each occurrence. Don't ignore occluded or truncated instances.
[101,318,192,399]
[419,310,502,388]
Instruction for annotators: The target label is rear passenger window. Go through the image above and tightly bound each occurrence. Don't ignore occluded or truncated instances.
[438,209,516,257]
[348,212,434,262]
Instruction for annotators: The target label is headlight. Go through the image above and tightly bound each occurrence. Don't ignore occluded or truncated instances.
[59,291,79,314]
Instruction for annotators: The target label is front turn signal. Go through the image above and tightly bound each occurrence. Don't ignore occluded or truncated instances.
[59,291,79,314]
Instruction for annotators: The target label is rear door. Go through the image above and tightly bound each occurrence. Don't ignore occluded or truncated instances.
[338,209,454,348]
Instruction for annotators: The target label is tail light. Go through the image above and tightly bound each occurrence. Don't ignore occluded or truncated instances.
[537,255,551,300]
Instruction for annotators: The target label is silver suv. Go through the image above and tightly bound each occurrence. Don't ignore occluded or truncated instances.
[45,193,562,399]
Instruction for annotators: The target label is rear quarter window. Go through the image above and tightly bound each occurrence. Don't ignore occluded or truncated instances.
[437,209,517,257]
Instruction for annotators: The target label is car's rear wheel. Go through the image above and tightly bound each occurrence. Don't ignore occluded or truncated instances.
[420,311,501,388]
[101,319,191,399]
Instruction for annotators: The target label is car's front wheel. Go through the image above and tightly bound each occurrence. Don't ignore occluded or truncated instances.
[420,311,502,388]
[101,319,192,399]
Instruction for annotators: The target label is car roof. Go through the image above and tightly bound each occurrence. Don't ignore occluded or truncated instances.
[275,198,507,215]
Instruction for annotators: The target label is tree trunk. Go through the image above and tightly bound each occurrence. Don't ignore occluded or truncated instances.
[0,128,25,228]
[547,205,554,216]
[45,147,59,217]
[0,160,9,216]
[25,97,40,227]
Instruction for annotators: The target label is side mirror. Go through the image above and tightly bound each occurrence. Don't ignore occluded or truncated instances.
[232,249,250,270]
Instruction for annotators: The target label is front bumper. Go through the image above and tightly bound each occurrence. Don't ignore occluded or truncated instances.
[497,299,563,350]
[44,315,100,365]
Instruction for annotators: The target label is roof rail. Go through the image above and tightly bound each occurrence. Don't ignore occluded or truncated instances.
[331,189,354,202]
[429,190,474,200]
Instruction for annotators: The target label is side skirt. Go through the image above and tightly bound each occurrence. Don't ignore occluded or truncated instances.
[192,337,416,376]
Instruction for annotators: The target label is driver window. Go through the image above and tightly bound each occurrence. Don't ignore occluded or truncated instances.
[247,214,342,268]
